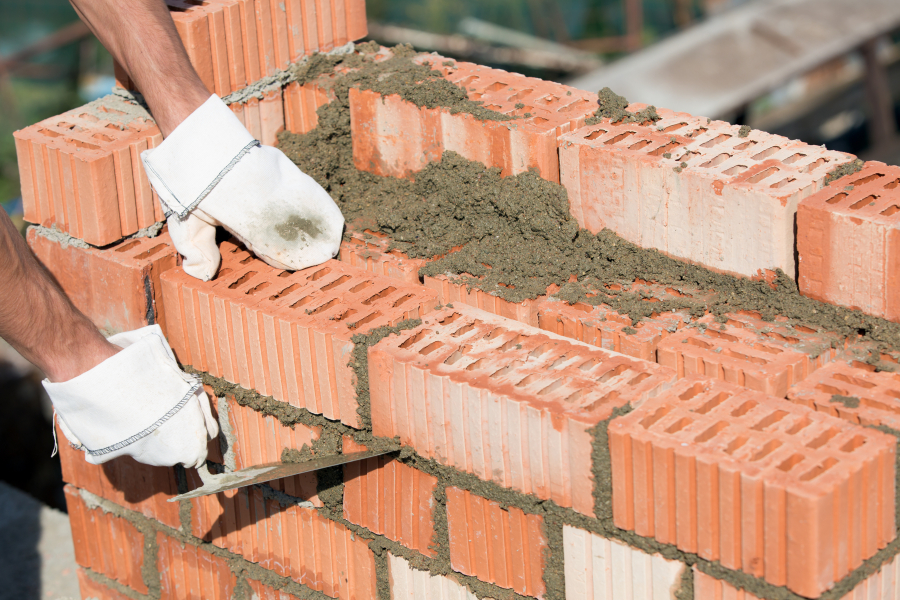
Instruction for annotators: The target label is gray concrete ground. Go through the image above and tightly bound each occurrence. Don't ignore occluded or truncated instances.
[0,480,80,600]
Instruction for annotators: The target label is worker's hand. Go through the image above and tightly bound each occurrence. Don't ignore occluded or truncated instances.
[43,325,219,469]
[140,94,344,281]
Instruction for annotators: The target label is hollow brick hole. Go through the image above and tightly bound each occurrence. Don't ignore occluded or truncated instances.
[850,195,879,210]
[799,457,838,481]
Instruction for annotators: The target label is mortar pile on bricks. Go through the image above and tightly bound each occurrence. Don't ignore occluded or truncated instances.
[15,2,900,599]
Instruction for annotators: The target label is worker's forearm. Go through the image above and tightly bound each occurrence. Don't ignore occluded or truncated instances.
[0,214,119,382]
[68,0,210,137]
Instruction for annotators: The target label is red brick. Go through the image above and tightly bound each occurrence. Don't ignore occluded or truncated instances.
[424,275,544,327]
[350,58,599,183]
[189,487,377,599]
[537,298,687,362]
[161,240,437,428]
[798,161,900,321]
[14,101,163,245]
[609,376,896,597]
[246,578,306,600]
[28,229,177,335]
[656,313,840,397]
[343,437,438,557]
[339,229,426,285]
[283,80,331,134]
[76,569,134,600]
[65,485,148,594]
[157,532,238,600]
[445,486,546,596]
[57,427,182,529]
[559,116,853,279]
[369,303,676,517]
[230,87,285,146]
[168,0,217,94]
[693,568,761,600]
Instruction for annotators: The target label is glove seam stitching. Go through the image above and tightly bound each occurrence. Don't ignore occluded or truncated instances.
[152,140,261,219]
[82,379,202,457]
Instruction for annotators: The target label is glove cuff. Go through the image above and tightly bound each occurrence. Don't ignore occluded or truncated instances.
[43,325,200,458]
[141,95,259,219]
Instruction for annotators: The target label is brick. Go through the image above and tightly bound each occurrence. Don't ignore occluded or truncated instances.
[157,533,238,600]
[388,553,478,600]
[65,485,148,594]
[609,376,896,597]
[230,86,285,146]
[559,116,853,278]
[343,437,438,557]
[14,100,163,246]
[339,229,426,285]
[424,275,543,327]
[445,487,546,596]
[692,569,761,600]
[189,488,377,599]
[369,303,676,517]
[798,161,900,321]
[537,298,687,362]
[562,525,685,600]
[58,427,182,529]
[656,312,840,397]
[787,360,900,429]
[283,80,331,134]
[161,240,437,428]
[28,228,178,335]
[76,569,134,600]
[246,578,306,600]
[350,58,600,183]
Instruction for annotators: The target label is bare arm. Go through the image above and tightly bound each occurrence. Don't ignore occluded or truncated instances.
[0,212,119,382]
[68,0,210,137]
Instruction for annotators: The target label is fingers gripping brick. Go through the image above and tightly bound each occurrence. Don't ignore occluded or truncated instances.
[609,376,896,597]
[559,116,853,279]
[160,240,438,428]
[798,162,900,322]
[368,303,677,517]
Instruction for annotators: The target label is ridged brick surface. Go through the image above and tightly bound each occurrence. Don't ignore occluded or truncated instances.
[656,312,841,397]
[246,578,306,600]
[350,57,599,183]
[161,239,437,428]
[559,116,852,278]
[284,80,332,135]
[692,569,761,600]
[14,101,163,246]
[537,298,687,362]
[609,376,896,597]
[229,86,285,146]
[562,525,685,600]
[65,485,148,594]
[157,532,238,600]
[76,568,134,600]
[787,360,900,429]
[188,486,377,600]
[343,438,438,557]
[424,275,543,327]
[445,486,546,597]
[369,303,676,517]
[339,229,426,285]
[388,554,477,600]
[798,161,900,321]
[28,228,177,335]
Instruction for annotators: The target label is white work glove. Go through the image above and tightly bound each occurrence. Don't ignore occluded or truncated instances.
[43,325,219,469]
[140,94,344,281]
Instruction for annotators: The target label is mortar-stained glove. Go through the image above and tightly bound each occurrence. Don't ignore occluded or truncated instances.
[43,325,219,469]
[141,94,344,281]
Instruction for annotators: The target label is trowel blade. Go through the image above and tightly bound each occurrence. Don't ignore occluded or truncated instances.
[170,450,395,502]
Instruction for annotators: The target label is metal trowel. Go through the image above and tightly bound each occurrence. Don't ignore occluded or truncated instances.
[170,449,395,502]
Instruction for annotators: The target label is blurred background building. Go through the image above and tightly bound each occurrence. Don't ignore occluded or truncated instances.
[1,0,899,509]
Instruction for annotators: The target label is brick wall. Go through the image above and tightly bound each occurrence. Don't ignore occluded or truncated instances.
[18,4,900,600]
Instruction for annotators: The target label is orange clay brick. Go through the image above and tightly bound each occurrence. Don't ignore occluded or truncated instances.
[559,116,853,279]
[76,569,134,600]
[693,568,761,600]
[656,312,841,397]
[798,162,900,322]
[187,488,377,599]
[368,303,676,517]
[283,80,331,134]
[14,99,163,246]
[445,486,546,596]
[246,578,307,600]
[424,274,544,327]
[339,229,426,285]
[609,376,896,597]
[157,532,238,600]
[537,298,687,362]
[65,485,148,594]
[343,437,438,557]
[787,360,900,430]
[350,57,599,183]
[27,229,177,335]
[160,240,437,428]
[167,0,217,94]
[229,86,285,146]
